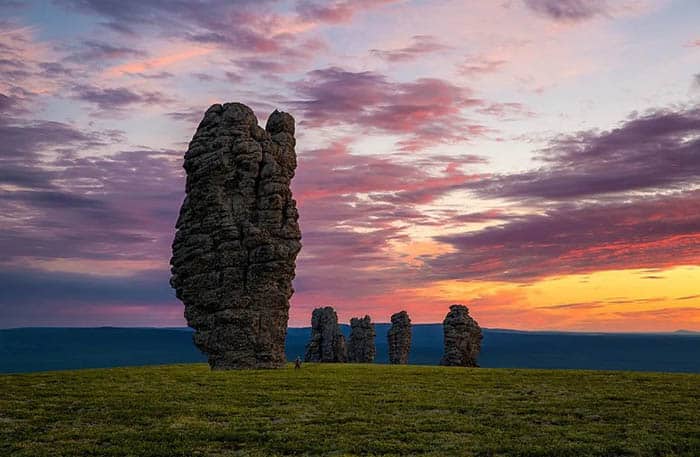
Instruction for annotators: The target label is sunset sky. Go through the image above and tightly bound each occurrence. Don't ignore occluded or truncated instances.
[1,0,698,331]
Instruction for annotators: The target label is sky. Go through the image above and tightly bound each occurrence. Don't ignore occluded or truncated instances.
[0,0,698,331]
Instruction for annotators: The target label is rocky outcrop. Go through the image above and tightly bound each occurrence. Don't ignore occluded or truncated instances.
[304,307,347,362]
[440,304,482,367]
[170,103,301,370]
[348,315,376,363]
[387,311,411,364]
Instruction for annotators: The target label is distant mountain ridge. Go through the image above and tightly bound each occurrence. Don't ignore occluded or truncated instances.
[1,326,699,374]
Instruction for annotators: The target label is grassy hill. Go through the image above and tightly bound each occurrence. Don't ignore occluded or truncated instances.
[1,364,698,456]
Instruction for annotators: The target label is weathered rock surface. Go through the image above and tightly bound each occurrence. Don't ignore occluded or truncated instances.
[387,311,412,364]
[304,307,347,362]
[440,304,482,367]
[348,315,376,363]
[170,102,301,370]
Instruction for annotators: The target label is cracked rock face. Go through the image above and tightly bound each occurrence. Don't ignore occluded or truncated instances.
[170,102,301,370]
[348,315,376,363]
[304,307,347,362]
[440,304,482,367]
[387,311,411,364]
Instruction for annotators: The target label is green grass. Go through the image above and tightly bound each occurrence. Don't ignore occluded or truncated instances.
[0,364,698,456]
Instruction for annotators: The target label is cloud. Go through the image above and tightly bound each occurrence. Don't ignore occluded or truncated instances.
[371,35,449,62]
[676,294,700,301]
[291,67,487,150]
[523,0,608,21]
[55,0,296,55]
[428,190,700,281]
[72,84,174,112]
[0,268,173,306]
[0,92,29,116]
[0,267,178,327]
[64,40,146,62]
[0,21,68,111]
[232,41,322,74]
[537,302,602,310]
[295,0,398,24]
[476,106,700,200]
[476,102,535,119]
[294,140,483,205]
[0,117,183,267]
[55,0,393,60]
[287,140,487,303]
[458,57,507,76]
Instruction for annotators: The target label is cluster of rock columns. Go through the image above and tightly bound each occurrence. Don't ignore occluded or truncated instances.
[170,103,483,370]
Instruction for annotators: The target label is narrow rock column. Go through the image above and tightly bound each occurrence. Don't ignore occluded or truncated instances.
[304,306,347,362]
[440,304,483,367]
[387,311,411,364]
[170,103,301,370]
[348,315,376,363]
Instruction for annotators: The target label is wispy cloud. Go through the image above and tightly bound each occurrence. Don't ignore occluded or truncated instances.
[371,35,449,62]
[475,107,700,200]
[522,0,609,21]
[429,190,700,281]
[291,67,488,150]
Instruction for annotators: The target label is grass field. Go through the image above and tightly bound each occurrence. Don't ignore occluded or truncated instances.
[0,364,698,456]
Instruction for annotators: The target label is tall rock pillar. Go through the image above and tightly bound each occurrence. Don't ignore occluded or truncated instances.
[387,311,411,364]
[170,103,302,369]
[440,304,482,367]
[348,315,376,363]
[304,306,347,362]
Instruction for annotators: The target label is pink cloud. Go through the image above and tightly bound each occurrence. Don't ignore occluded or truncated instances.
[295,0,399,24]
[430,190,700,281]
[291,67,488,150]
[370,35,449,62]
[458,57,508,76]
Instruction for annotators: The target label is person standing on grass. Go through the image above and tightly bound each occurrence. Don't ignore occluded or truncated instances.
[294,356,302,369]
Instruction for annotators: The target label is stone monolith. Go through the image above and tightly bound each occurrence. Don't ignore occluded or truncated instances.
[387,311,411,364]
[304,306,347,362]
[440,304,482,367]
[348,315,376,363]
[170,102,301,369]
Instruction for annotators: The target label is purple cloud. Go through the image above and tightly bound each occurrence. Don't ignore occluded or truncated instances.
[0,116,183,264]
[72,84,173,111]
[291,67,487,150]
[65,40,146,62]
[428,190,700,281]
[0,268,176,327]
[371,35,449,62]
[476,107,700,200]
[458,57,507,76]
[295,0,398,24]
[523,0,608,21]
[0,92,29,116]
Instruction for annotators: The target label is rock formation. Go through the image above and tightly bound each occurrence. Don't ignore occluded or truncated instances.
[348,315,376,363]
[304,307,347,362]
[387,311,411,364]
[440,304,482,367]
[170,102,301,370]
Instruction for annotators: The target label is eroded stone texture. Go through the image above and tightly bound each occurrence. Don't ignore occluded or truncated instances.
[304,306,347,362]
[170,102,301,370]
[440,304,482,367]
[387,311,411,364]
[348,315,376,363]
